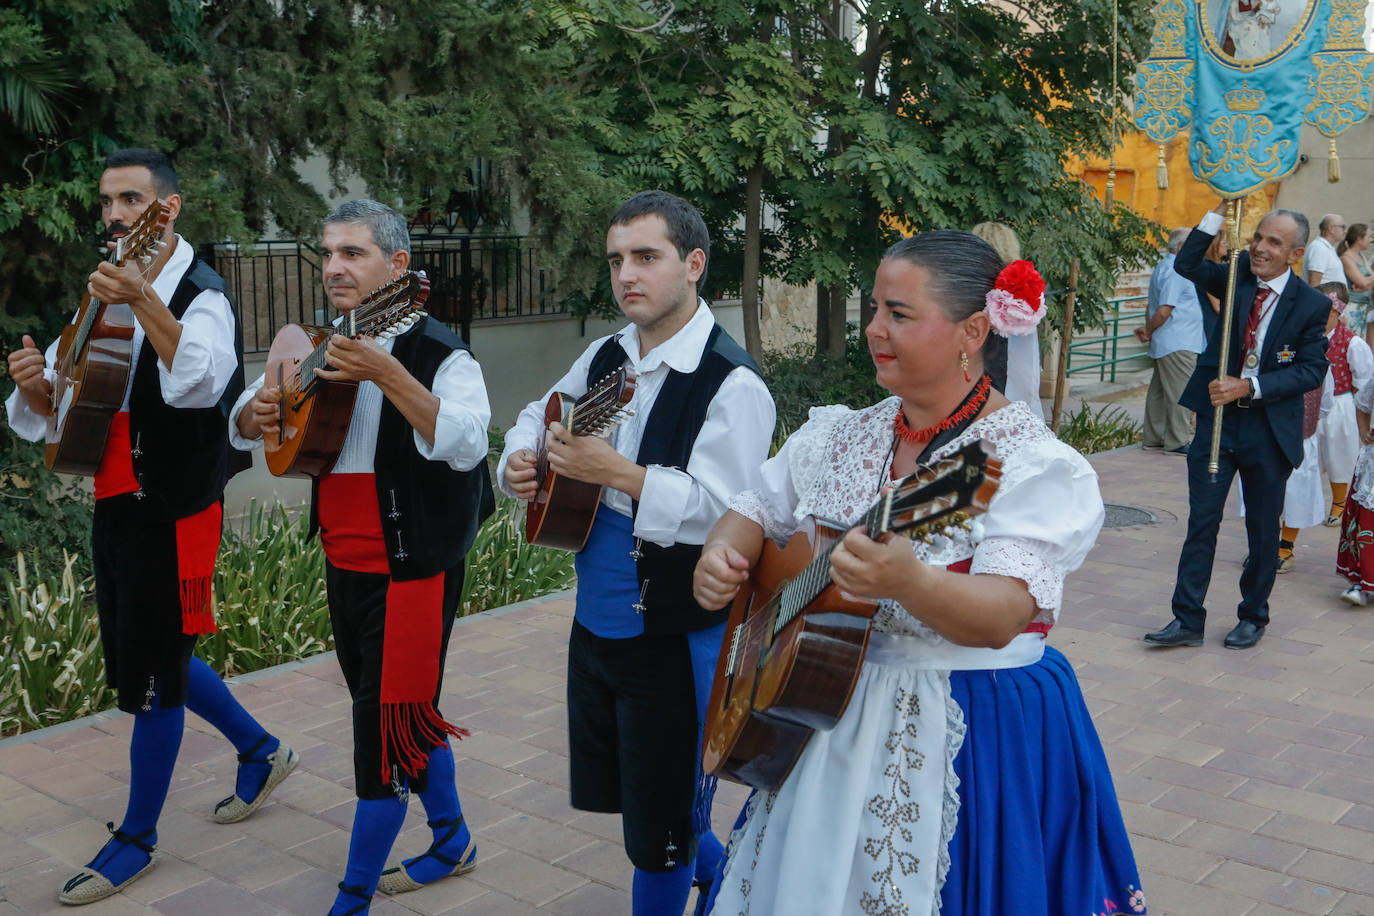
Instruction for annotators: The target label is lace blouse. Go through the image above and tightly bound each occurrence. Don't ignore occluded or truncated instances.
[730,398,1104,638]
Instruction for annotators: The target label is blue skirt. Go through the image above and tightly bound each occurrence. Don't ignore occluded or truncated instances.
[940,645,1147,915]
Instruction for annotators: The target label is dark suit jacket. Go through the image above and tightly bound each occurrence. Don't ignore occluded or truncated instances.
[1173,226,1330,469]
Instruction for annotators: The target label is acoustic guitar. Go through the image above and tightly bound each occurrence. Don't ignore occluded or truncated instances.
[263,271,429,478]
[45,200,171,474]
[524,367,637,551]
[702,440,1002,791]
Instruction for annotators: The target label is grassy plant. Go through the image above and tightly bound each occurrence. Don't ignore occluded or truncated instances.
[198,503,333,676]
[1055,400,1143,455]
[0,552,112,736]
[461,496,576,615]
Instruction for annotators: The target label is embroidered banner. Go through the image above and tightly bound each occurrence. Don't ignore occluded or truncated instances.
[1134,0,1374,196]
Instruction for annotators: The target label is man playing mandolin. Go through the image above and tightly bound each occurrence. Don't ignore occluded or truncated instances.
[497,190,775,915]
[231,199,493,915]
[4,148,294,904]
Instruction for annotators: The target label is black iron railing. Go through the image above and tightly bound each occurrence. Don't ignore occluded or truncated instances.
[205,235,562,353]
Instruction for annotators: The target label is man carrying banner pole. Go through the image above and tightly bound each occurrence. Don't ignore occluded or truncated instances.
[1134,0,1374,648]
[1146,198,1329,650]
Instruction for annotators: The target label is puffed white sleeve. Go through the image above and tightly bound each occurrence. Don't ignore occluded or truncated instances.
[1348,336,1374,395]
[417,349,490,471]
[634,367,775,546]
[1358,375,1374,415]
[729,404,848,545]
[4,337,60,443]
[157,288,239,408]
[969,438,1104,621]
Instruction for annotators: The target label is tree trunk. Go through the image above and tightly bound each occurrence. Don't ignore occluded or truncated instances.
[815,283,831,354]
[826,284,846,360]
[741,163,764,362]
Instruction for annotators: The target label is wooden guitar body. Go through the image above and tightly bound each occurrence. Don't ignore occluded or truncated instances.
[45,298,137,474]
[524,391,607,551]
[703,528,876,790]
[702,440,1002,792]
[263,323,359,478]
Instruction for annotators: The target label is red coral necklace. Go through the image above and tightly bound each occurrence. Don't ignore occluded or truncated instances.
[894,374,991,445]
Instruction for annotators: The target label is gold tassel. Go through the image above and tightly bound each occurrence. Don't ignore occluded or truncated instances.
[1156,144,1169,189]
[1329,138,1341,183]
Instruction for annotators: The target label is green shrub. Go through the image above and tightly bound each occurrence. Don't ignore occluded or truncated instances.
[198,503,333,676]
[0,552,111,736]
[762,328,886,452]
[1054,401,1143,455]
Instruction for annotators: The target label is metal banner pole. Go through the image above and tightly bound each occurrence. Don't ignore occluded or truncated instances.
[1208,198,1243,478]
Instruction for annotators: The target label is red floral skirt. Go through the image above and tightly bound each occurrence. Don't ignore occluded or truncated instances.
[1336,480,1374,588]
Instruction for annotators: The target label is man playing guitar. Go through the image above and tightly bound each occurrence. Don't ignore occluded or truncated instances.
[4,148,293,904]
[498,191,775,915]
[231,199,493,915]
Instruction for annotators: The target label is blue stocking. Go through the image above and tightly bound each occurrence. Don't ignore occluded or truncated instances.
[329,796,407,916]
[633,863,694,916]
[185,656,276,802]
[403,741,474,883]
[87,702,184,885]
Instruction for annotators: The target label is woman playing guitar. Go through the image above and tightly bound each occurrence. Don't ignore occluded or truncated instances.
[693,232,1148,916]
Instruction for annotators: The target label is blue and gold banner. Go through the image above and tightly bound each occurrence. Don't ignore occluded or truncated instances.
[1135,0,1374,197]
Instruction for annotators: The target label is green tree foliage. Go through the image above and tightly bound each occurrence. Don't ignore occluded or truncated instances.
[561,0,1163,350]
[0,0,628,325]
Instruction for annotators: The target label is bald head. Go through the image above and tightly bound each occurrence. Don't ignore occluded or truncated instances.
[1319,213,1346,243]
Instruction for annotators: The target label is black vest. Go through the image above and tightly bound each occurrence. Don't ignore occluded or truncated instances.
[126,253,249,517]
[310,317,495,582]
[587,323,763,635]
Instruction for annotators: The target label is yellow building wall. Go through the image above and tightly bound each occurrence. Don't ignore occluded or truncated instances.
[1069,132,1279,240]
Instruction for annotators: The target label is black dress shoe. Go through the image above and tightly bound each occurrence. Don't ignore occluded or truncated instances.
[1224,620,1265,649]
[1143,620,1203,647]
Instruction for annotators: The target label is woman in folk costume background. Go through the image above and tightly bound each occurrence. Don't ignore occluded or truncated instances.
[1317,283,1372,533]
[693,231,1146,915]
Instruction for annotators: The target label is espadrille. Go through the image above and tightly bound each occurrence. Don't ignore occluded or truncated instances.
[58,824,158,905]
[211,738,299,824]
[377,816,476,894]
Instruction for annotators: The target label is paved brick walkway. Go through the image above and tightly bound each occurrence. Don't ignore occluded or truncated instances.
[2,444,1373,914]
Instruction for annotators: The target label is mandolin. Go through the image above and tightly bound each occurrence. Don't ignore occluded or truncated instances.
[702,440,1001,791]
[263,271,429,478]
[524,367,637,551]
[45,200,171,474]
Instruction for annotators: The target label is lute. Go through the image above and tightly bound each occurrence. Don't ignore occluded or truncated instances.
[263,270,430,478]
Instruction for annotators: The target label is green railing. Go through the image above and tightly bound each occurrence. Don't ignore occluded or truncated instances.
[1064,294,1150,382]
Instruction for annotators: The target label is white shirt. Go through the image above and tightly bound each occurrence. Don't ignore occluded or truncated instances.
[1347,334,1374,394]
[1197,211,1294,400]
[496,300,776,548]
[1306,236,1346,285]
[5,235,238,442]
[229,318,490,473]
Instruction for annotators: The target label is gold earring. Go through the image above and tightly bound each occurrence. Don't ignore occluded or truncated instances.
[960,351,971,383]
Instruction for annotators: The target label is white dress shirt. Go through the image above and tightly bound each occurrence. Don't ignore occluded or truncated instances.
[229,318,491,473]
[496,300,776,548]
[5,235,238,442]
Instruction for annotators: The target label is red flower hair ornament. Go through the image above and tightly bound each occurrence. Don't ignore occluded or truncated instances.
[984,259,1047,337]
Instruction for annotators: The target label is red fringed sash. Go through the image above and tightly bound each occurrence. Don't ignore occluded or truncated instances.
[380,573,470,783]
[318,473,467,782]
[176,502,222,635]
[96,412,223,635]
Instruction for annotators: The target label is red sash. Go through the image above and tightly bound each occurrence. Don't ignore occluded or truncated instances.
[318,471,468,782]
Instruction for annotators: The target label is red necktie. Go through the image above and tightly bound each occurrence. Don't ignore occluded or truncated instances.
[1244,286,1271,354]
